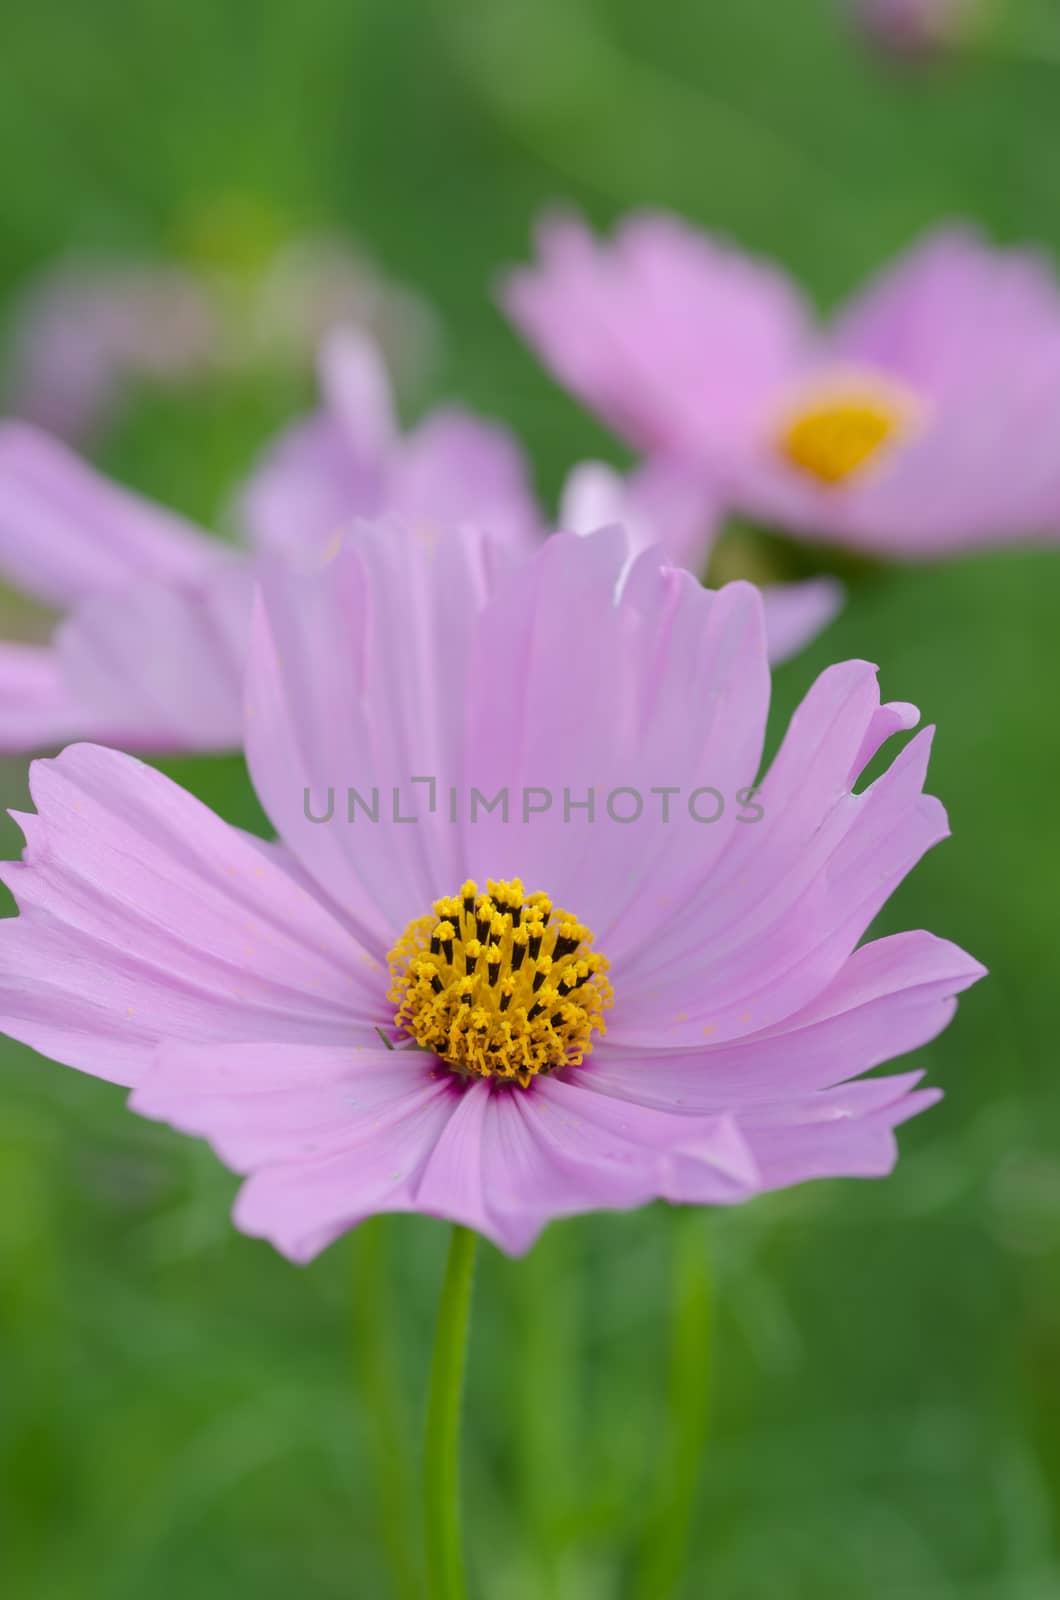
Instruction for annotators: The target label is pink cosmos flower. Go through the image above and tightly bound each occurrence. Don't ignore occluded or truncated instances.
[502,212,1060,557]
[0,330,539,754]
[0,522,983,1260]
[245,332,842,663]
[3,259,217,447]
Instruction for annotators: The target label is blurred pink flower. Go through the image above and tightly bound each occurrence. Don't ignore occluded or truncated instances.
[245,331,842,661]
[0,332,540,755]
[2,237,440,448]
[0,424,248,753]
[852,0,978,59]
[503,212,1060,557]
[3,260,217,447]
[0,523,983,1259]
[241,326,540,559]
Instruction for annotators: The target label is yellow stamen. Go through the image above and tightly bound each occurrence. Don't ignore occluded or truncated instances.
[387,878,612,1088]
[776,373,919,486]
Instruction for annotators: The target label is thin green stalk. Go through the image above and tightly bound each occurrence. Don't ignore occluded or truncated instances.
[633,1209,712,1600]
[352,1218,421,1600]
[512,1228,580,1597]
[424,1224,478,1600]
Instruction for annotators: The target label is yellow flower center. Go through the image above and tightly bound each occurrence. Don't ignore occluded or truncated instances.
[777,374,918,486]
[387,878,613,1088]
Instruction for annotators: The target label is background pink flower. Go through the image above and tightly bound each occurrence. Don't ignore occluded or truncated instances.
[851,0,980,60]
[0,423,247,752]
[1,237,441,449]
[503,212,1060,557]
[240,326,541,559]
[0,524,983,1260]
[0,333,541,754]
[2,259,217,447]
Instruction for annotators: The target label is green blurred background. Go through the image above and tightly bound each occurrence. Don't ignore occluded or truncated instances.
[1,1,1059,1595]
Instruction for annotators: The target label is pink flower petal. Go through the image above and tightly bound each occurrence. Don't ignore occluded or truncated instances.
[245,520,508,945]
[609,668,947,1043]
[759,577,845,665]
[387,409,539,552]
[318,325,399,459]
[739,1076,943,1189]
[0,423,221,607]
[502,209,810,467]
[55,566,250,751]
[0,643,91,751]
[131,1042,442,1174]
[240,411,383,559]
[0,744,388,1084]
[231,1070,461,1263]
[463,533,770,945]
[584,930,984,1110]
[412,1075,759,1257]
[241,328,538,559]
[559,457,719,572]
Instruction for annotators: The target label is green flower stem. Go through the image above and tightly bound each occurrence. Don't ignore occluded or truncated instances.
[351,1218,421,1600]
[633,1208,712,1600]
[513,1229,579,1597]
[424,1224,479,1600]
